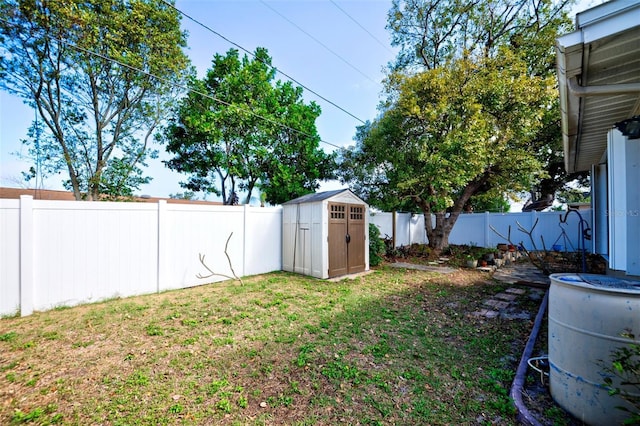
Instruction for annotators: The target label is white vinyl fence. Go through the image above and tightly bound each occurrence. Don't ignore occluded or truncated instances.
[1,196,282,317]
[370,210,592,252]
[0,196,592,317]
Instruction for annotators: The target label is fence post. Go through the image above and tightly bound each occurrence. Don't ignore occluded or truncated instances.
[392,211,396,248]
[243,204,248,277]
[531,210,539,250]
[484,211,491,248]
[19,195,34,317]
[157,200,167,293]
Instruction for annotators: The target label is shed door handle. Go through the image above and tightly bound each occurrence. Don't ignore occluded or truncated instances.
[346,234,351,244]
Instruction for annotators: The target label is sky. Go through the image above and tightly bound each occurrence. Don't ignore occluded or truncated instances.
[0,0,600,203]
[0,0,397,200]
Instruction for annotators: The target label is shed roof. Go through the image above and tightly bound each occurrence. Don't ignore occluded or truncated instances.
[283,189,363,205]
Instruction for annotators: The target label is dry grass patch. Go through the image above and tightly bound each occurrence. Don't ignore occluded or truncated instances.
[1,267,540,425]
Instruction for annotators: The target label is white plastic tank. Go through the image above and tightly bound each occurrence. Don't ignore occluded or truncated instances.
[549,273,640,425]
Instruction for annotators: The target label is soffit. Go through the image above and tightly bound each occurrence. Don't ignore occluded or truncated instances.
[556,1,640,173]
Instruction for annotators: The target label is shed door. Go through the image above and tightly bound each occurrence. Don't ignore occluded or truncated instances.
[328,203,348,277]
[347,205,365,274]
[328,203,365,278]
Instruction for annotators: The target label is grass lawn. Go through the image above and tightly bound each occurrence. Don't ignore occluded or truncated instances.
[1,266,542,425]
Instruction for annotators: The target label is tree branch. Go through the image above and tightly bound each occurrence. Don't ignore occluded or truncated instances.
[196,232,243,285]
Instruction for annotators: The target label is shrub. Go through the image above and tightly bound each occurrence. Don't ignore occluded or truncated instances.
[369,223,386,266]
[603,331,640,424]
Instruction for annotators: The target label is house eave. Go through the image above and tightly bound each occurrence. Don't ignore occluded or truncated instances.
[556,0,640,173]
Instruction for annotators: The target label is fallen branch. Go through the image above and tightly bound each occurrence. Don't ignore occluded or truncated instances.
[197,232,243,285]
[490,220,551,275]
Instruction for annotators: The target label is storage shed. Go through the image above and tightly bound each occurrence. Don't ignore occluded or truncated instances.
[282,189,369,279]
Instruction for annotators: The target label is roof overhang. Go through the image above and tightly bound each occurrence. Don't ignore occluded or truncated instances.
[556,0,640,173]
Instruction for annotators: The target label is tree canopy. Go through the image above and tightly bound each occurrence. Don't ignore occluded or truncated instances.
[387,0,573,72]
[164,48,334,205]
[339,0,576,250]
[0,0,189,200]
[387,0,585,212]
[339,50,552,249]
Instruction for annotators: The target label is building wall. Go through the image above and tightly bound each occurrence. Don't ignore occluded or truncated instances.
[608,129,628,272]
[282,201,323,278]
[625,135,640,276]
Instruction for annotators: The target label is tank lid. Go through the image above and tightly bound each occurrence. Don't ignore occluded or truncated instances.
[578,273,640,291]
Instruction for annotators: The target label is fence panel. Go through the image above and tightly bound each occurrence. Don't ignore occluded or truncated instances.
[379,210,592,252]
[449,213,487,247]
[1,197,284,317]
[32,201,159,312]
[244,206,282,276]
[161,204,245,291]
[395,213,412,246]
[408,214,427,245]
[369,212,393,240]
[0,199,20,316]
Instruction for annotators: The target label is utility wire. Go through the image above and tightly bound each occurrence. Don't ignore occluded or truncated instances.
[258,0,379,86]
[0,17,344,150]
[161,0,365,124]
[329,0,395,55]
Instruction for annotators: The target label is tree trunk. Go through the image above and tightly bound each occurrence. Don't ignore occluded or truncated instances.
[424,211,461,251]
[420,173,490,251]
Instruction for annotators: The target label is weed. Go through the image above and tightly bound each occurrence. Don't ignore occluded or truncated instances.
[321,360,362,384]
[237,395,248,408]
[602,332,640,424]
[216,398,232,413]
[11,404,61,424]
[0,331,17,342]
[145,323,164,336]
[206,379,229,396]
[182,336,198,346]
[210,336,233,346]
[168,404,183,414]
[125,370,149,387]
[277,394,293,407]
[544,406,571,426]
[1,361,18,373]
[181,318,199,327]
[367,336,391,359]
[289,381,301,394]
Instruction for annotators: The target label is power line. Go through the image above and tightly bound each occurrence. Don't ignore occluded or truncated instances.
[0,17,345,150]
[160,0,365,124]
[258,0,379,86]
[329,0,395,55]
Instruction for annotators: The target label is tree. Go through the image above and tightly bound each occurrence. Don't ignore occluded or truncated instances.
[169,191,198,200]
[339,50,552,250]
[468,192,511,213]
[387,0,573,72]
[521,109,588,211]
[387,0,585,211]
[0,0,189,200]
[164,48,334,205]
